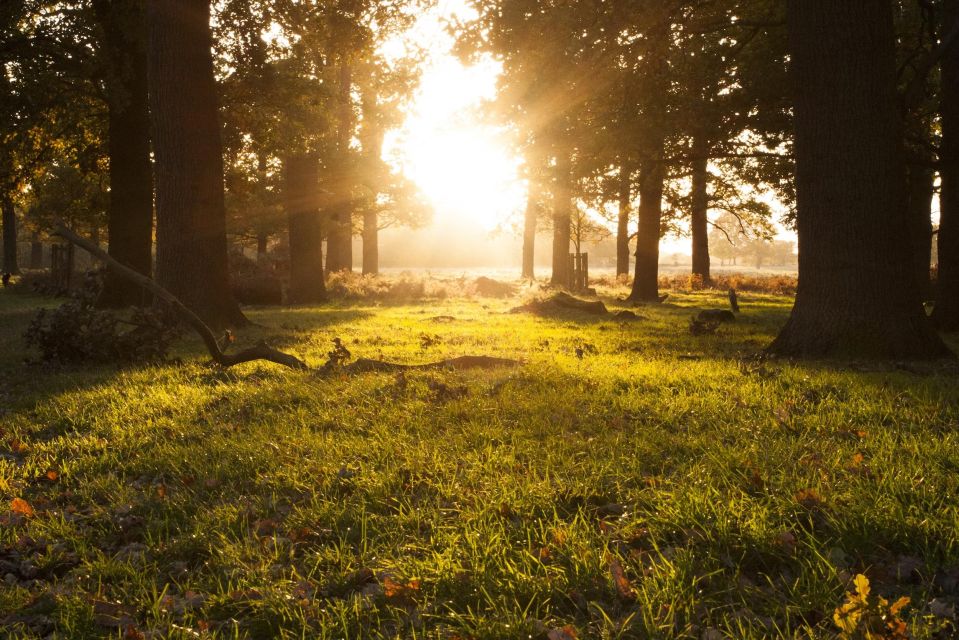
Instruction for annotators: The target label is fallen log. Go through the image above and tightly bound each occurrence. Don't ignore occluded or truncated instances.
[341,355,521,374]
[53,223,521,374]
[511,291,608,316]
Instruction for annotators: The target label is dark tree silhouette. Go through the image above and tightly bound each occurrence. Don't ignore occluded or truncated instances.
[934,0,959,330]
[147,0,246,328]
[285,153,326,303]
[768,0,949,358]
[93,0,153,307]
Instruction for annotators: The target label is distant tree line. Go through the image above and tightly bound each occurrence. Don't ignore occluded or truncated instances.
[458,0,957,357]
[1,0,957,358]
[1,0,429,326]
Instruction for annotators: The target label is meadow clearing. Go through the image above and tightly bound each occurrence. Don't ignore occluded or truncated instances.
[1,279,958,639]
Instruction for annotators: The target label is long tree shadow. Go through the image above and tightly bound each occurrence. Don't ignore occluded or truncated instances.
[0,290,373,412]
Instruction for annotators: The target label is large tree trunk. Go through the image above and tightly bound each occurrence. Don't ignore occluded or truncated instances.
[1,194,17,275]
[690,135,710,283]
[285,153,326,303]
[627,159,665,302]
[933,0,959,330]
[147,0,246,329]
[325,60,354,273]
[906,162,934,300]
[616,163,631,277]
[768,0,948,358]
[362,209,378,275]
[550,151,571,287]
[93,0,154,308]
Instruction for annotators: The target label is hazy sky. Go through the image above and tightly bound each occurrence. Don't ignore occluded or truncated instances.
[378,0,801,268]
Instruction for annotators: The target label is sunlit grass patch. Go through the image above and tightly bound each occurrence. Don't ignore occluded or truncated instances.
[1,285,958,638]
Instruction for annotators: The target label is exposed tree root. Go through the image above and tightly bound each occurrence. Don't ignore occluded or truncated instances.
[54,223,522,374]
[338,355,521,375]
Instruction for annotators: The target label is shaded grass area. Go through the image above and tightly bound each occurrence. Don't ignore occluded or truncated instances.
[1,284,959,638]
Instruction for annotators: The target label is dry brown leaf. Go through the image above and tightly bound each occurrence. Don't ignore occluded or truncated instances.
[795,488,823,508]
[382,575,421,600]
[547,626,578,640]
[10,497,34,517]
[609,558,635,601]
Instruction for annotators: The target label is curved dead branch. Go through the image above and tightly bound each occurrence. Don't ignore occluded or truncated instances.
[53,223,521,374]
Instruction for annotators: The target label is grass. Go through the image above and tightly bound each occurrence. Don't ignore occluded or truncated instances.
[1,280,959,639]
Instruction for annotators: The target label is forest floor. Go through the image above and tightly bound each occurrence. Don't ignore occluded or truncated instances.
[1,282,958,639]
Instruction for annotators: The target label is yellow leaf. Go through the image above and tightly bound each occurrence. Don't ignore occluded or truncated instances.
[853,574,870,599]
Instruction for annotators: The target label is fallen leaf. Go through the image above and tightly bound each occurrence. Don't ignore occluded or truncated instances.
[45,470,58,482]
[10,498,34,517]
[547,626,578,640]
[609,558,635,601]
[382,575,420,601]
[795,488,823,509]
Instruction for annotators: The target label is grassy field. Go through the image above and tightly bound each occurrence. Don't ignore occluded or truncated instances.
[1,282,958,639]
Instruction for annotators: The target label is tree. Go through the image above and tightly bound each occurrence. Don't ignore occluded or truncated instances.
[147,0,246,329]
[285,153,326,302]
[933,0,959,329]
[92,0,154,307]
[767,0,948,358]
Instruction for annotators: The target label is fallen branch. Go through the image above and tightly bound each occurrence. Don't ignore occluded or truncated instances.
[511,292,608,316]
[340,355,521,375]
[54,223,308,371]
[53,223,521,374]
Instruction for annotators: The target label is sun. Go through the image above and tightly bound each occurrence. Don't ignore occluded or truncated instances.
[380,9,525,234]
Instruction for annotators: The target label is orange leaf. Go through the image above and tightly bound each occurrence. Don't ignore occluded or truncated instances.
[45,470,58,481]
[609,558,635,601]
[795,488,823,508]
[547,626,578,640]
[382,575,420,600]
[10,498,34,517]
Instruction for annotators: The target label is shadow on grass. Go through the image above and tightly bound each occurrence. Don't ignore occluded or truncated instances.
[0,291,372,412]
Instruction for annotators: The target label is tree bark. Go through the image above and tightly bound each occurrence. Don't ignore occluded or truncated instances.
[285,153,326,304]
[325,60,354,273]
[690,135,710,283]
[616,163,631,277]
[768,0,949,358]
[627,158,665,302]
[147,0,246,329]
[933,0,959,330]
[361,209,378,275]
[1,194,17,275]
[550,151,571,287]
[93,0,154,308]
